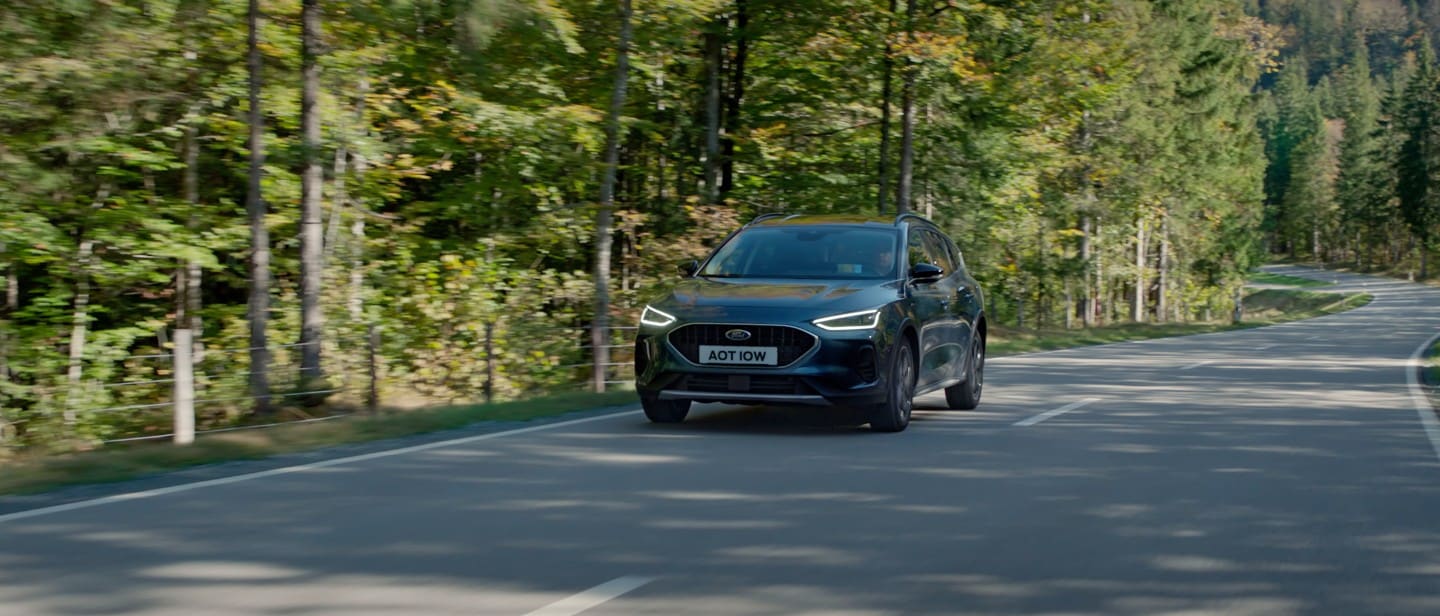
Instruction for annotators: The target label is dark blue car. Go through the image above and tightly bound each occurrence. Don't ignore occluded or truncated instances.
[634,213,987,432]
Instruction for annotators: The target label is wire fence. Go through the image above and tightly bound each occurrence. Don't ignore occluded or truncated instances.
[61,324,640,447]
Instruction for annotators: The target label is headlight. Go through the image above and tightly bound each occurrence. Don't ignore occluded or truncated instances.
[640,305,677,328]
[813,309,881,331]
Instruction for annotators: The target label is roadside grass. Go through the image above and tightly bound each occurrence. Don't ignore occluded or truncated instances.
[1427,338,1440,391]
[0,287,1372,498]
[990,288,1371,357]
[0,388,639,497]
[1247,271,1333,288]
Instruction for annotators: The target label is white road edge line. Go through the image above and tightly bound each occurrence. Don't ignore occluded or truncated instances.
[1181,360,1213,371]
[525,576,656,616]
[1406,331,1440,464]
[1014,398,1101,427]
[0,408,642,525]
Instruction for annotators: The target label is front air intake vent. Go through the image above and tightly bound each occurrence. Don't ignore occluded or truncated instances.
[667,324,816,367]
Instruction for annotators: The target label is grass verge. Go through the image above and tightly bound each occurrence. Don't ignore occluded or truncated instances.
[0,388,640,497]
[0,288,1373,498]
[1426,338,1440,392]
[989,289,1371,357]
[1247,271,1334,288]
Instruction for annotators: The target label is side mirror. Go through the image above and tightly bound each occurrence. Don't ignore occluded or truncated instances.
[679,260,700,276]
[909,262,944,284]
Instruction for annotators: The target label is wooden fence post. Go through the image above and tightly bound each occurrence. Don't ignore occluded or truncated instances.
[1231,286,1244,324]
[367,324,380,413]
[173,329,195,445]
[484,321,495,404]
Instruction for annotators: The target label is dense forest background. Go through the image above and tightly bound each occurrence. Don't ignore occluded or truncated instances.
[2,0,1439,447]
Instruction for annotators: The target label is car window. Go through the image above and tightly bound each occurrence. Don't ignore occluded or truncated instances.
[943,234,967,274]
[922,230,955,274]
[700,226,898,279]
[907,229,929,271]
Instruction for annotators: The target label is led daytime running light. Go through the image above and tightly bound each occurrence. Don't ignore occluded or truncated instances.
[640,305,677,328]
[813,309,881,331]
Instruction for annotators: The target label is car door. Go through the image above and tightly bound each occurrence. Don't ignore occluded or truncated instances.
[941,233,982,340]
[921,229,966,384]
[906,227,952,390]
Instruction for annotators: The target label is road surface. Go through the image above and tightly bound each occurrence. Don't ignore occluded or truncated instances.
[2,266,1439,615]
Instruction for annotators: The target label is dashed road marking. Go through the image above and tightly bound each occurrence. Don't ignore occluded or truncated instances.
[525,576,656,616]
[1015,398,1102,427]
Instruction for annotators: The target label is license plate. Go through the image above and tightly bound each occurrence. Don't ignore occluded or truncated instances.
[698,345,779,366]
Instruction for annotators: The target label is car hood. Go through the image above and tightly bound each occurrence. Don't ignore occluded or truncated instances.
[653,278,901,321]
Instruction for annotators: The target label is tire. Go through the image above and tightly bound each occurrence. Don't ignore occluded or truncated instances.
[945,335,984,410]
[641,396,690,423]
[868,338,916,432]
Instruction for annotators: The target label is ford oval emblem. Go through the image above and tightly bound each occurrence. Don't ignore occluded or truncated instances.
[725,328,752,342]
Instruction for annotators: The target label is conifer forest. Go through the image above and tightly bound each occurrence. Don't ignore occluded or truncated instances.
[3,0,1439,448]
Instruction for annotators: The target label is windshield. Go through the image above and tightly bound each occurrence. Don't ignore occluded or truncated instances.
[699,226,899,280]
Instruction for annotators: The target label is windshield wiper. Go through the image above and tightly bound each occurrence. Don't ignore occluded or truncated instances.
[701,273,746,278]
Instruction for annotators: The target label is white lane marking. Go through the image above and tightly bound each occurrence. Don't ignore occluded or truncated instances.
[1255,344,1274,351]
[525,576,656,616]
[1180,360,1213,371]
[0,408,641,525]
[1014,398,1101,427]
[1406,331,1440,464]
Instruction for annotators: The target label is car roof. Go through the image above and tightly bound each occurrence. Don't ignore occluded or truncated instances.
[747,213,922,228]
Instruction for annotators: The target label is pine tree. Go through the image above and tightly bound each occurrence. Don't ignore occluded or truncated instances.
[1396,33,1440,278]
[1335,33,1384,267]
[1265,58,1318,255]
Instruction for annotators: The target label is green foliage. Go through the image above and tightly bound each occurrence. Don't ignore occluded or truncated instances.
[1397,33,1440,252]
[0,0,1321,451]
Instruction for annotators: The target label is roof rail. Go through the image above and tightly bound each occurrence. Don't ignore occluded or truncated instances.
[893,212,932,226]
[746,212,790,226]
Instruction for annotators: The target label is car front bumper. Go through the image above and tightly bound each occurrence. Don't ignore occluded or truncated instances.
[634,321,894,408]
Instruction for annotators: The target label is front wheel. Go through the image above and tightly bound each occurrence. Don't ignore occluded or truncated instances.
[641,396,690,423]
[868,338,916,432]
[945,335,984,410]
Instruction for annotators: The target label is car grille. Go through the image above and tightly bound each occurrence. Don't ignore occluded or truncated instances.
[668,324,816,367]
[680,374,813,395]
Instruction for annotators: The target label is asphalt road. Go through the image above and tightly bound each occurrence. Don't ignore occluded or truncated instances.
[3,266,1440,615]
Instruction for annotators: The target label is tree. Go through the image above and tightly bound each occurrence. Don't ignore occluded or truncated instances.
[593,0,634,393]
[299,0,326,389]
[894,0,918,214]
[1397,33,1440,278]
[1336,32,1385,267]
[247,0,272,414]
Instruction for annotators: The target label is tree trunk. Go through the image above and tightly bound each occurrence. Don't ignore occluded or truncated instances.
[348,79,370,326]
[181,106,204,356]
[876,0,897,214]
[1015,283,1026,329]
[325,145,347,270]
[1133,216,1146,323]
[1080,213,1095,327]
[720,0,747,197]
[349,154,368,325]
[1063,282,1074,330]
[1,249,13,387]
[1095,219,1105,326]
[298,0,325,387]
[64,239,95,425]
[247,0,272,414]
[1157,208,1170,323]
[895,0,919,214]
[593,0,633,393]
[703,25,722,204]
